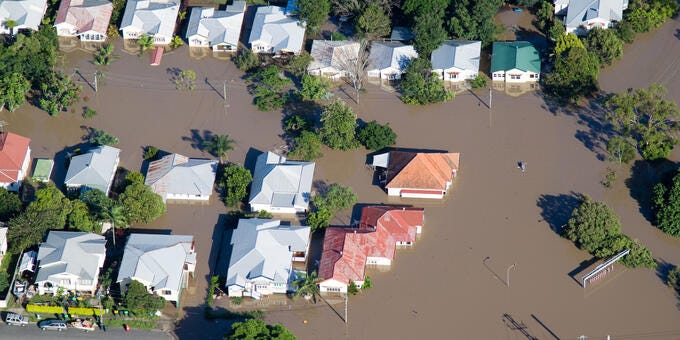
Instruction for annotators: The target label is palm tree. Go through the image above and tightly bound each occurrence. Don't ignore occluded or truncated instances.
[201,134,235,163]
[137,34,154,53]
[4,19,17,36]
[94,44,118,66]
[103,204,127,247]
[293,271,322,303]
[169,36,183,49]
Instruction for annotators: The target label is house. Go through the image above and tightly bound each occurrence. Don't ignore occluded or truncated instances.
[308,40,360,80]
[367,41,418,80]
[120,0,179,44]
[431,40,481,82]
[372,151,460,199]
[144,153,217,202]
[54,0,113,41]
[318,206,424,293]
[490,41,540,83]
[64,145,120,195]
[0,132,31,191]
[248,6,305,55]
[186,1,246,51]
[0,227,7,264]
[35,231,106,295]
[0,0,48,35]
[226,219,311,299]
[116,234,196,304]
[562,0,627,35]
[248,151,315,214]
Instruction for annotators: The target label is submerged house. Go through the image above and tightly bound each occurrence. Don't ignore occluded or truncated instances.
[490,41,540,83]
[431,40,481,82]
[144,153,217,202]
[248,6,305,55]
[248,151,315,214]
[367,41,418,80]
[120,0,179,44]
[54,0,113,41]
[0,132,31,191]
[372,151,460,199]
[0,0,48,35]
[308,40,360,80]
[558,0,627,35]
[64,145,120,195]
[186,1,246,51]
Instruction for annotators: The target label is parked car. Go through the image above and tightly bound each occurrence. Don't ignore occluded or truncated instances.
[38,319,67,331]
[5,313,29,326]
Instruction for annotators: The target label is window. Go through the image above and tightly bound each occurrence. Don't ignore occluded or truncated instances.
[326,287,341,292]
[256,284,268,289]
[510,75,521,80]
[273,283,284,287]
[162,290,172,295]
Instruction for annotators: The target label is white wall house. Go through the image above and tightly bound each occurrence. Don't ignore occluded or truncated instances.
[308,40,360,80]
[145,153,217,202]
[54,0,112,41]
[367,41,418,80]
[0,132,31,192]
[226,219,310,299]
[563,0,627,35]
[0,0,47,35]
[120,0,178,44]
[490,41,541,83]
[35,231,106,295]
[186,1,245,51]
[249,151,315,214]
[248,6,305,54]
[431,40,481,82]
[64,145,120,195]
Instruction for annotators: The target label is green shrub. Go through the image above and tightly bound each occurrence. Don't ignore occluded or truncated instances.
[143,146,159,160]
[83,107,97,119]
[470,73,489,89]
[26,305,65,314]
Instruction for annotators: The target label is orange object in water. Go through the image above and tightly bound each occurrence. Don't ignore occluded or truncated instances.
[124,324,130,332]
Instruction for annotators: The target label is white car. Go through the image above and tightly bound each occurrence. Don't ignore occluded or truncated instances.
[5,313,29,326]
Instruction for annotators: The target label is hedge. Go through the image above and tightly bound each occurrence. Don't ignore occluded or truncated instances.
[68,307,105,316]
[26,305,105,316]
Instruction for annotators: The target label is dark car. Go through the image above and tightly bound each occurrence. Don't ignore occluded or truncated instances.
[38,319,67,331]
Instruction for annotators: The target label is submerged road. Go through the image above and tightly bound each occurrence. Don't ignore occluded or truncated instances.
[0,323,172,340]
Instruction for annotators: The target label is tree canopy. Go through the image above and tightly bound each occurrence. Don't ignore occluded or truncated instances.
[400,58,453,105]
[355,4,391,39]
[247,66,291,111]
[653,170,680,236]
[289,130,324,161]
[124,280,166,316]
[448,0,503,46]
[298,74,330,101]
[218,164,252,207]
[297,0,330,34]
[319,100,359,150]
[412,12,448,59]
[357,120,397,150]
[307,183,357,231]
[119,183,166,224]
[585,27,624,66]
[201,134,235,163]
[0,187,22,221]
[544,45,599,101]
[226,319,296,340]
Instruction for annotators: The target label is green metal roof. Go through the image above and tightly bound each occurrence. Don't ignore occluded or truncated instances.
[490,41,541,74]
[32,158,53,182]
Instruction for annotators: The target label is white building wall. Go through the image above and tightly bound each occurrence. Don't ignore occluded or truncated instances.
[250,204,301,214]
[493,69,539,83]
[251,41,272,54]
[55,22,78,36]
[166,192,210,201]
[319,279,347,293]
[188,35,209,47]
[366,256,391,266]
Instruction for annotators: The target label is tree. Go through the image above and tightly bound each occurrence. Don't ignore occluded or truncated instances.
[233,48,260,72]
[169,36,183,49]
[543,46,599,101]
[319,99,359,150]
[563,196,622,254]
[0,187,22,221]
[357,120,397,150]
[306,205,333,231]
[124,280,166,316]
[605,84,680,160]
[39,71,81,116]
[67,200,97,232]
[284,114,313,135]
[355,4,391,39]
[287,53,313,77]
[80,189,113,221]
[400,57,453,105]
[448,0,503,46]
[412,13,448,59]
[201,134,236,163]
[218,164,252,207]
[0,73,30,112]
[0,271,9,293]
[624,0,678,33]
[102,204,126,246]
[606,136,636,164]
[119,183,166,224]
[585,28,623,66]
[289,131,324,161]
[298,74,330,101]
[172,69,196,91]
[554,32,585,56]
[293,271,322,303]
[3,19,17,35]
[125,171,145,185]
[548,20,566,42]
[93,44,118,66]
[653,171,680,236]
[535,1,554,32]
[247,66,292,111]
[227,319,296,340]
[88,128,120,146]
[470,73,489,89]
[616,20,636,43]
[402,0,448,16]
[335,39,370,104]
[314,183,357,211]
[8,208,60,252]
[137,34,154,53]
[297,0,330,34]
[30,184,72,229]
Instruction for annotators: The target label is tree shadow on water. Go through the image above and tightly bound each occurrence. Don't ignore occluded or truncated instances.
[181,129,214,152]
[625,159,679,224]
[536,192,582,234]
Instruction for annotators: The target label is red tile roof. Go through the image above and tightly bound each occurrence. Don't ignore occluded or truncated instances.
[359,206,424,244]
[0,132,30,183]
[385,151,460,190]
[55,0,113,35]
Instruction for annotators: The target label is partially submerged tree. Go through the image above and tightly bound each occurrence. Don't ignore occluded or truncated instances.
[218,164,252,207]
[289,130,324,161]
[124,280,166,316]
[335,39,370,104]
[357,120,397,150]
[137,34,154,53]
[653,170,680,236]
[297,0,331,35]
[319,100,359,150]
[297,74,330,101]
[585,27,623,66]
[227,319,296,340]
[119,183,166,224]
[400,57,453,105]
[88,128,120,146]
[0,73,30,112]
[39,71,82,116]
[201,134,235,163]
[293,271,322,303]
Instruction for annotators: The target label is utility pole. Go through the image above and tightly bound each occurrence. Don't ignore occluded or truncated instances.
[344,293,348,324]
[489,87,492,109]
[94,72,98,92]
[507,263,516,288]
[223,80,227,102]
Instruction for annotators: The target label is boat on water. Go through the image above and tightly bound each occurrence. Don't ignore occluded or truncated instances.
[70,319,96,332]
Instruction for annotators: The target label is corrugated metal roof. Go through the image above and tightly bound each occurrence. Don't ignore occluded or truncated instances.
[490,41,540,73]
[36,231,105,282]
[368,41,418,72]
[249,151,315,211]
[248,6,305,54]
[64,145,120,194]
[385,151,460,191]
[0,132,30,183]
[431,40,481,73]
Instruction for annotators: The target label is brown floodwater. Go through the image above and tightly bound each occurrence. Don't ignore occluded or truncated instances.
[2,16,680,340]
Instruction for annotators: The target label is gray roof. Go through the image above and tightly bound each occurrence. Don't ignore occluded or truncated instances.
[565,0,624,30]
[144,153,217,200]
[248,6,305,53]
[226,219,310,288]
[308,40,359,71]
[390,26,414,41]
[36,231,105,282]
[248,151,315,211]
[116,234,195,293]
[186,2,245,47]
[368,41,418,72]
[64,145,120,194]
[431,40,481,72]
[120,0,179,37]
[0,0,48,32]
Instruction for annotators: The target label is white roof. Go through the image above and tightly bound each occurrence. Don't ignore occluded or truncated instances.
[116,234,195,294]
[372,152,390,168]
[19,250,37,273]
[120,0,179,38]
[248,151,315,211]
[144,153,217,200]
[565,0,624,29]
[226,219,310,288]
[248,6,305,53]
[368,41,418,72]
[308,40,360,72]
[64,145,120,193]
[0,0,48,31]
[36,231,105,282]
[431,40,481,72]
[186,1,245,47]
[0,226,6,246]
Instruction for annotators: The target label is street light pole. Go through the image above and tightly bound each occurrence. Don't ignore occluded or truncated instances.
[507,264,516,288]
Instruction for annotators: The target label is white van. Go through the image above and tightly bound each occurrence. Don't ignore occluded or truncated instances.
[5,313,29,326]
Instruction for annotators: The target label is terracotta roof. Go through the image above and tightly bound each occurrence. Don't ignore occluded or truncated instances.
[55,0,113,35]
[359,206,424,244]
[385,151,460,190]
[318,228,367,285]
[0,132,30,183]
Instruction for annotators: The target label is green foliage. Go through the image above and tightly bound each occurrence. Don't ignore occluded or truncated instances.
[615,20,636,43]
[315,183,357,212]
[80,189,113,221]
[110,0,126,27]
[284,114,313,135]
[202,134,236,162]
[357,120,397,150]
[330,31,346,41]
[125,171,145,186]
[137,34,154,53]
[347,280,359,295]
[652,171,680,236]
[470,73,489,89]
[585,28,623,66]
[607,136,636,164]
[319,100,359,150]
[88,128,120,146]
[230,296,243,305]
[9,208,62,252]
[169,36,184,49]
[361,275,372,289]
[535,1,554,32]
[403,0,449,15]
[234,48,260,72]
[400,58,453,105]
[39,71,82,116]
[67,199,96,232]
[0,73,30,112]
[218,164,252,207]
[26,305,65,314]
[247,66,292,111]
[297,0,330,34]
[102,204,127,231]
[83,107,97,119]
[413,13,448,59]
[124,280,166,316]
[173,70,196,91]
[143,146,159,160]
[293,271,321,303]
[289,131,324,161]
[306,205,333,231]
[298,74,330,101]
[605,84,680,161]
[287,53,314,77]
[93,44,118,66]
[624,0,678,33]
[448,0,503,46]
[227,319,296,340]
[544,46,599,101]
[119,183,165,224]
[548,20,566,42]
[668,266,679,290]
[0,26,58,94]
[355,4,391,39]
[0,271,9,293]
[0,187,22,221]
[207,276,219,307]
[555,33,585,56]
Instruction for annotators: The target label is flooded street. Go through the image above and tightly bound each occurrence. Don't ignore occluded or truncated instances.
[2,16,680,340]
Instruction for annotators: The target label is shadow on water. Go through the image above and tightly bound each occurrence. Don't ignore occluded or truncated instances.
[536,192,582,234]
[626,159,679,224]
[53,141,94,188]
[182,129,214,153]
[656,259,675,285]
[244,147,263,172]
[568,257,600,286]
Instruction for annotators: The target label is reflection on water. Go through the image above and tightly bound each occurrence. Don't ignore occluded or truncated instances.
[492,80,539,97]
[58,37,102,54]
